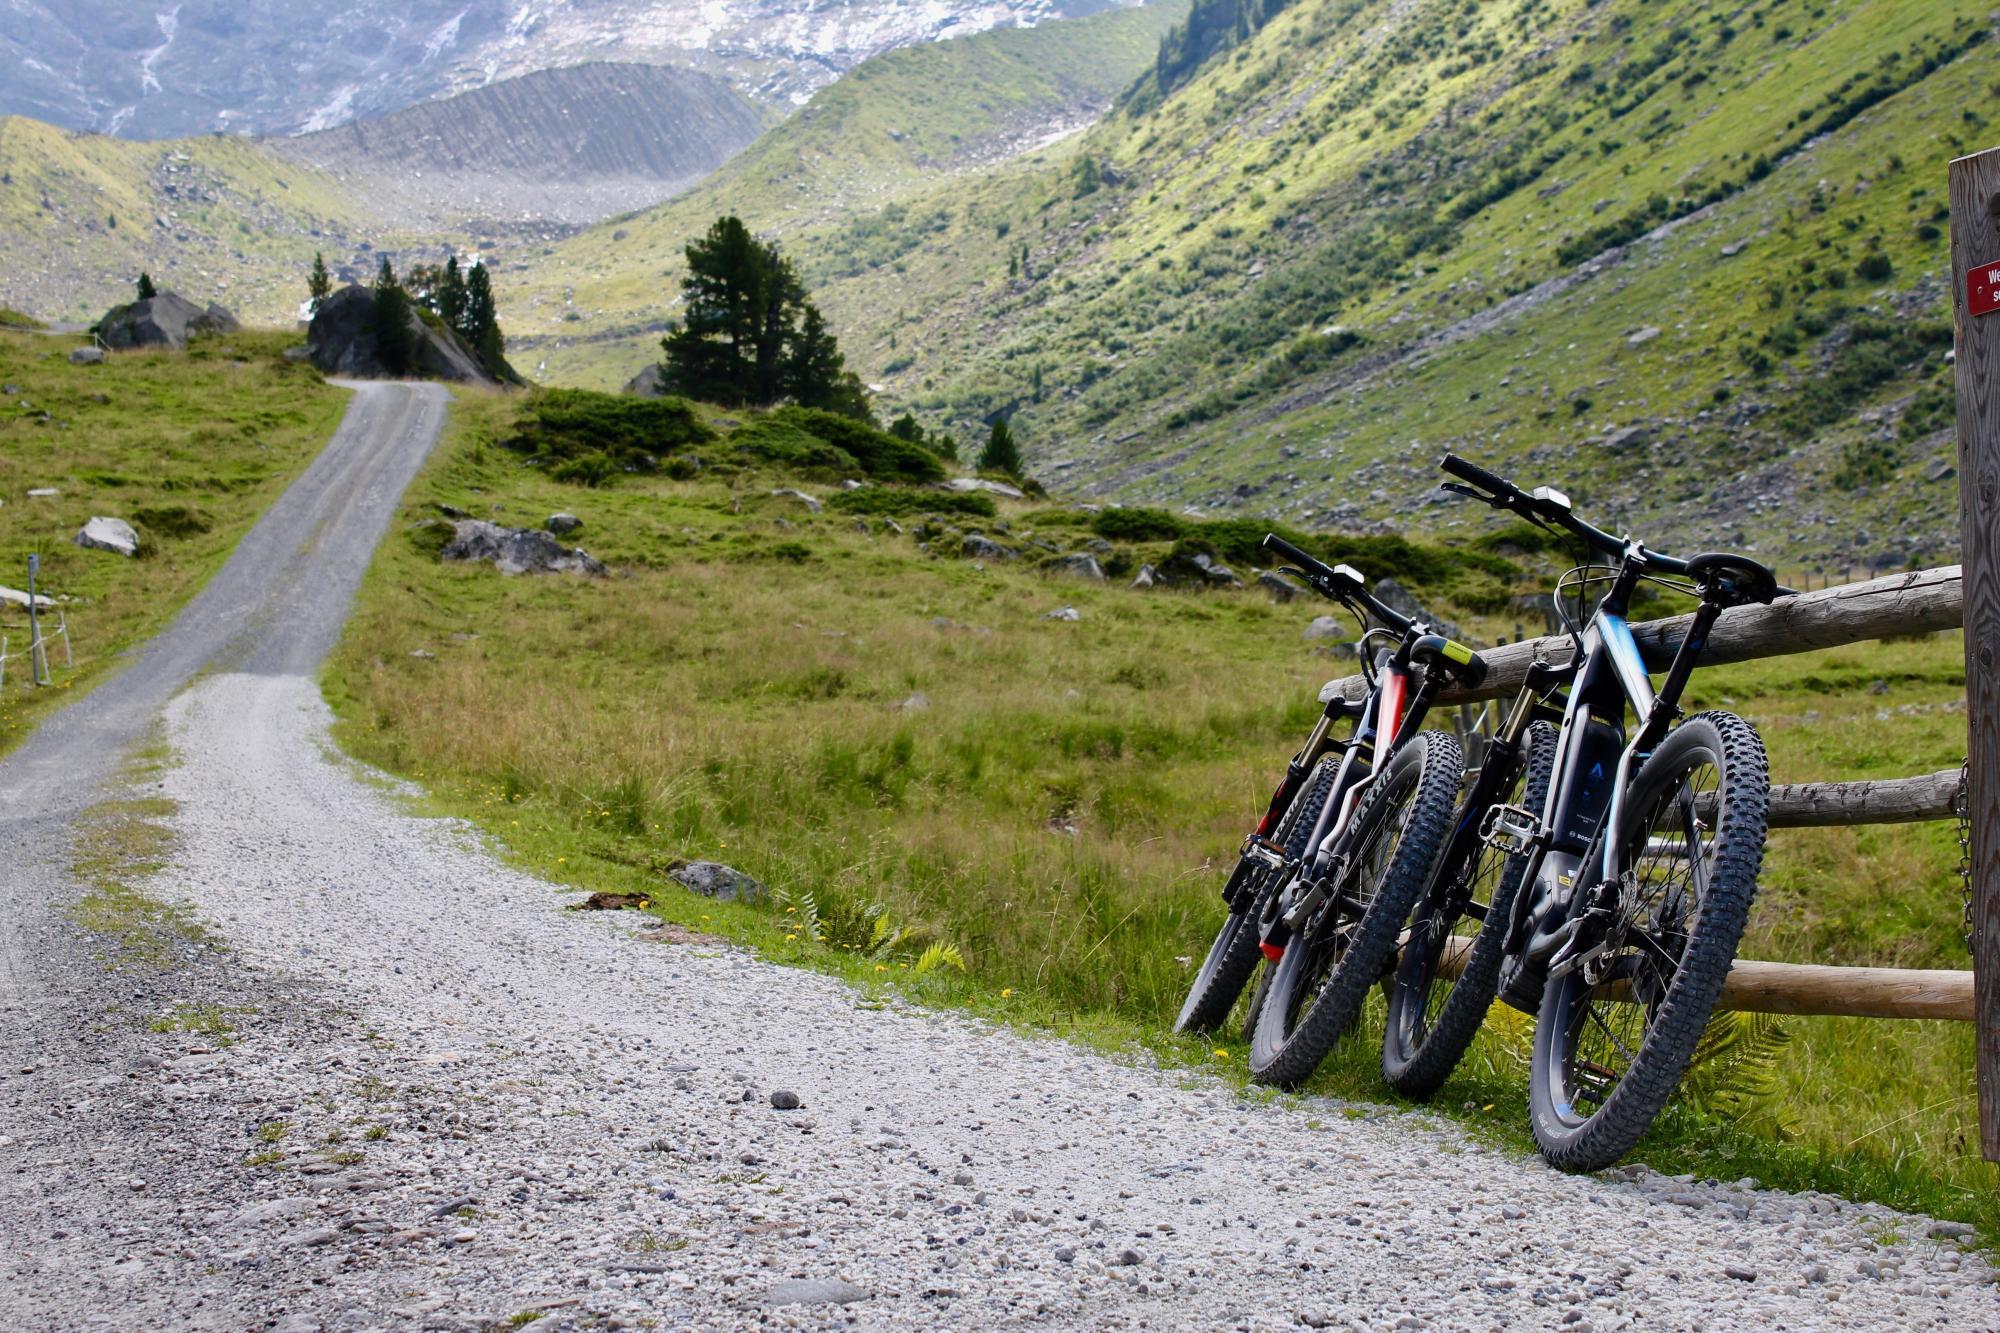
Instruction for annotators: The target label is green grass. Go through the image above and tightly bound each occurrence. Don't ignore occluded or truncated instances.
[0,307,44,330]
[325,391,1999,1241]
[0,329,345,755]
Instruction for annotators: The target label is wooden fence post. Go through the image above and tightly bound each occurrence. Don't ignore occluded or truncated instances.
[1949,145,2000,1162]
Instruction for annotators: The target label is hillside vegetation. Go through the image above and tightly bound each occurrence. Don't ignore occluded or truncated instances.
[328,384,1995,1240]
[503,2,1191,374]
[0,328,343,753]
[518,0,1986,568]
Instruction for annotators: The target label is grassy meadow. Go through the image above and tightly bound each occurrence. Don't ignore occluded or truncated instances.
[325,388,1995,1239]
[0,328,344,754]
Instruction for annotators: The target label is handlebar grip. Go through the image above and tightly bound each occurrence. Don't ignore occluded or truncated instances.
[1439,453,1514,498]
[1262,534,1335,581]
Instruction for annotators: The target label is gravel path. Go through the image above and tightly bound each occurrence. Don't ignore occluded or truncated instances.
[1,383,1996,1331]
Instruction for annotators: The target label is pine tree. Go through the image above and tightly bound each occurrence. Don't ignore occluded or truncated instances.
[371,256,415,377]
[437,255,467,336]
[136,272,157,301]
[462,262,504,376]
[661,215,867,419]
[888,413,924,444]
[307,252,332,313]
[979,417,1022,478]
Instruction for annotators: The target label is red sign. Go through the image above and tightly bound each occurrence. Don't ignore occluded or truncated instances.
[1972,259,2000,318]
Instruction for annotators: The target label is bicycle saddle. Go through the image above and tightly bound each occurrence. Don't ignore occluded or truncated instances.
[1684,553,1779,608]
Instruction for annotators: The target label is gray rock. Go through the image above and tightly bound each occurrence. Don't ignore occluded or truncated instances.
[1049,553,1105,582]
[439,520,606,577]
[0,585,54,612]
[1043,606,1081,622]
[1303,615,1346,641]
[1257,570,1306,602]
[291,1226,341,1248]
[666,860,765,904]
[1626,325,1661,346]
[770,1090,802,1111]
[68,346,105,365]
[1599,424,1653,453]
[1928,1220,1976,1241]
[624,364,666,397]
[305,285,495,384]
[1720,240,1749,257]
[1114,1248,1143,1266]
[1054,1245,1076,1263]
[1204,562,1241,587]
[75,516,140,557]
[765,1278,870,1306]
[545,513,582,536]
[898,691,930,712]
[946,477,1025,499]
[1924,458,1956,483]
[96,290,240,351]
[770,488,822,514]
[1130,564,1157,590]
[961,534,1017,561]
[1723,1265,1756,1282]
[26,487,59,497]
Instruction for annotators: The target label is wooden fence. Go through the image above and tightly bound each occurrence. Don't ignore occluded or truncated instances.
[1318,564,1988,1139]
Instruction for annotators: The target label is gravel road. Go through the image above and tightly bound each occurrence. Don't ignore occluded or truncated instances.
[2,383,1995,1331]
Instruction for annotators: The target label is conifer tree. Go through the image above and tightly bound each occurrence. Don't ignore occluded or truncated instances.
[371,255,415,376]
[462,261,504,374]
[136,272,157,301]
[979,417,1022,478]
[307,253,332,313]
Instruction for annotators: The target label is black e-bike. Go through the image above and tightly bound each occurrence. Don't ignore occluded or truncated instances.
[1380,455,1780,1170]
[1174,538,1485,1042]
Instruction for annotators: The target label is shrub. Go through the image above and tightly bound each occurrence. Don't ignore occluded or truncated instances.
[1092,507,1185,542]
[827,488,996,519]
[132,504,213,539]
[729,418,860,474]
[504,389,715,482]
[770,406,946,483]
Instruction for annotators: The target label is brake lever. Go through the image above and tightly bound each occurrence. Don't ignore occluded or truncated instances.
[1440,481,1507,509]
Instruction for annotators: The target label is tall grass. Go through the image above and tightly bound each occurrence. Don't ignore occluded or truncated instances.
[326,391,1997,1237]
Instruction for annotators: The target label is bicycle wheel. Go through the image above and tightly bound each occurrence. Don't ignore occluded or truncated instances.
[1173,754,1343,1034]
[1249,731,1462,1090]
[1529,711,1769,1170]
[1382,722,1557,1099]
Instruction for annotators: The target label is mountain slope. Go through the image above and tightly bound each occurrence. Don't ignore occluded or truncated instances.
[502,0,1189,376]
[525,0,1989,567]
[273,63,776,227]
[0,1,1141,139]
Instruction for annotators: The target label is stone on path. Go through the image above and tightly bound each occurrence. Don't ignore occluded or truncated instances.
[765,1278,870,1306]
[666,860,765,904]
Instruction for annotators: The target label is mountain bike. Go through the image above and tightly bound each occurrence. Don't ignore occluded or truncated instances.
[1174,538,1486,1038]
[1380,454,1780,1170]
[1225,546,1483,1087]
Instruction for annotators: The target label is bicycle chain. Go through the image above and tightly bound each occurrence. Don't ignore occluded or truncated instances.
[1956,757,1975,955]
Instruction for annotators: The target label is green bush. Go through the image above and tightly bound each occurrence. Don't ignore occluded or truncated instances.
[827,488,996,519]
[770,407,947,483]
[1092,507,1185,542]
[729,419,861,474]
[504,389,715,482]
[132,504,213,539]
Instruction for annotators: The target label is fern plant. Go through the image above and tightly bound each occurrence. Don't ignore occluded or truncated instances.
[1674,1011,1800,1138]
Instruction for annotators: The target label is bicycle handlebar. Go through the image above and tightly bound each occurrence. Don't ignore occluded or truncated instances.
[1439,452,1663,569]
[1261,534,1413,633]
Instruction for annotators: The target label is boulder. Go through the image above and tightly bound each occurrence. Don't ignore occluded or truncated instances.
[96,291,240,351]
[1257,570,1307,602]
[305,284,494,384]
[1044,606,1082,622]
[545,513,582,535]
[439,520,605,576]
[770,487,823,514]
[0,585,54,612]
[1130,564,1157,590]
[74,516,140,557]
[946,477,1026,499]
[1155,549,1216,586]
[1048,553,1106,582]
[1303,615,1347,641]
[961,533,1017,561]
[68,346,105,365]
[667,860,765,904]
[625,363,667,397]
[1373,577,1461,639]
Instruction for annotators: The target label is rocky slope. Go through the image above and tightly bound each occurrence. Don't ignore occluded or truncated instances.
[274,63,775,227]
[0,0,1140,139]
[517,0,1988,569]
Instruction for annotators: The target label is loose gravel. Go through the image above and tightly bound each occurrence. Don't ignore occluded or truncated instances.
[1,382,1995,1330]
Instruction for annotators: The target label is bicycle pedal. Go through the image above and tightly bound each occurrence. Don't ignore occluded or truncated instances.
[1478,803,1541,857]
[1242,836,1288,870]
